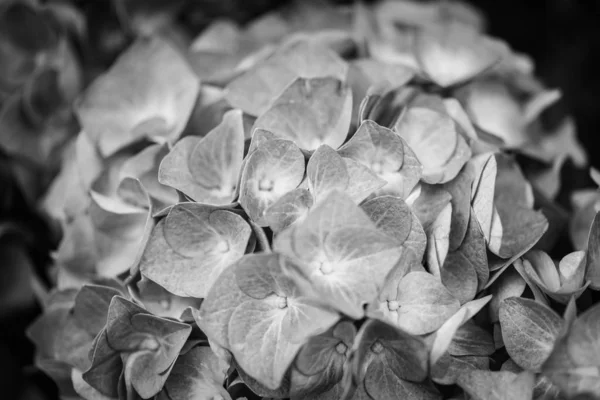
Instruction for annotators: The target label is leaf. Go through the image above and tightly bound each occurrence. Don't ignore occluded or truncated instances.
[351,59,415,90]
[291,372,346,400]
[523,116,587,171]
[494,154,534,209]
[104,296,148,350]
[98,178,153,269]
[429,295,492,368]
[0,70,70,165]
[349,61,415,125]
[441,214,488,303]
[123,178,158,281]
[184,86,233,139]
[72,368,116,400]
[570,190,598,251]
[73,285,122,336]
[426,202,452,277]
[274,190,403,319]
[522,250,589,304]
[198,253,340,390]
[375,249,424,304]
[140,203,251,298]
[295,321,354,375]
[119,144,178,208]
[343,159,387,203]
[351,318,429,392]
[414,23,503,87]
[404,213,428,262]
[443,98,479,143]
[76,36,199,156]
[485,155,548,258]
[523,89,562,124]
[27,306,95,372]
[492,200,548,259]
[429,131,472,185]
[83,330,123,398]
[586,211,600,290]
[52,213,97,282]
[358,83,413,129]
[440,257,478,306]
[558,251,587,292]
[364,359,441,400]
[429,308,469,368]
[411,185,452,232]
[239,138,305,225]
[395,107,454,168]
[442,163,476,251]
[542,302,600,397]
[248,128,278,154]
[253,77,352,151]
[190,19,243,52]
[501,358,566,400]
[431,354,490,386]
[158,109,245,205]
[188,21,262,84]
[41,133,98,222]
[165,346,232,400]
[459,295,494,321]
[457,370,535,400]
[360,196,412,245]
[235,362,292,398]
[225,39,348,116]
[395,101,472,184]
[307,145,349,201]
[513,259,551,306]
[488,268,526,323]
[135,277,202,319]
[56,179,151,279]
[469,153,497,246]
[449,321,495,357]
[372,271,460,335]
[44,288,78,311]
[499,297,564,371]
[523,250,561,291]
[290,321,355,398]
[524,152,566,201]
[264,188,314,233]
[563,295,578,327]
[105,300,192,398]
[338,120,422,199]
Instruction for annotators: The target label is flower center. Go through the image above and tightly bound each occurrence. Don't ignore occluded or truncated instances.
[387,300,400,311]
[319,261,334,275]
[215,240,230,253]
[276,295,288,309]
[335,342,347,354]
[371,161,384,175]
[258,178,274,192]
[371,341,384,354]
[139,337,160,351]
[213,184,236,197]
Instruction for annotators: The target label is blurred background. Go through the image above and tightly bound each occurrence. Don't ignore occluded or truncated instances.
[1,0,599,399]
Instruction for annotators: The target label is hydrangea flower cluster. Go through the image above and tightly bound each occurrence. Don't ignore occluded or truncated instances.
[25,1,600,400]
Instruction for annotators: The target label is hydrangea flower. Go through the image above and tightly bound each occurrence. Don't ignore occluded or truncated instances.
[22,1,600,400]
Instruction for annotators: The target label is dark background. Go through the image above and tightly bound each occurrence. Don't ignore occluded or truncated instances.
[1,0,599,399]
